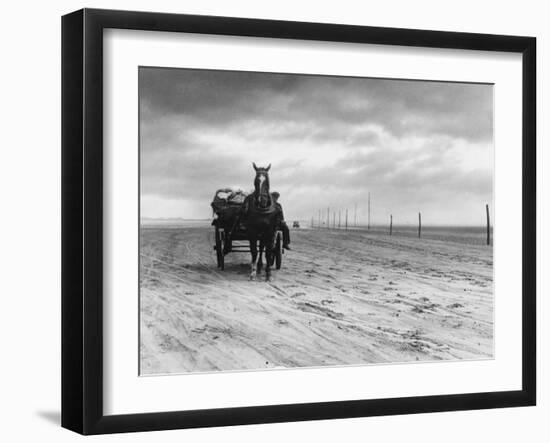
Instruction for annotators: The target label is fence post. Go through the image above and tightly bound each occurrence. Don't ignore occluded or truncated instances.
[418,212,421,238]
[368,192,371,230]
[485,205,491,246]
[345,209,348,231]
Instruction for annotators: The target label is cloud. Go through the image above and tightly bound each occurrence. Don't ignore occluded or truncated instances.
[139,67,493,224]
[140,68,493,143]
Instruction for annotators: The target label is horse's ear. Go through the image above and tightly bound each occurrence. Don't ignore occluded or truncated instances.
[252,162,258,171]
[266,163,271,171]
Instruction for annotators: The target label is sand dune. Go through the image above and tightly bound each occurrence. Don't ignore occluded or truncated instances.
[139,224,493,374]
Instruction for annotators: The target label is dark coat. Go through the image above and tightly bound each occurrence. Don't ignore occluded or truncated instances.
[274,202,285,220]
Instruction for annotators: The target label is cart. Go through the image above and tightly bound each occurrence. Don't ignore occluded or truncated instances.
[211,189,283,271]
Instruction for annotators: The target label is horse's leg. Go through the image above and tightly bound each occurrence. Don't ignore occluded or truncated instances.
[264,234,273,281]
[249,239,258,280]
[257,240,264,273]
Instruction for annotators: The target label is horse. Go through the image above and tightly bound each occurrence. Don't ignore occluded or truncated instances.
[242,162,279,281]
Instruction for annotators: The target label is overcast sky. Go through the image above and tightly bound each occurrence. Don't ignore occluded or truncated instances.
[139,67,493,225]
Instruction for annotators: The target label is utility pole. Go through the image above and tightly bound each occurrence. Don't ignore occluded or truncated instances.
[485,205,491,246]
[333,212,336,229]
[327,207,330,229]
[345,209,348,231]
[318,209,321,229]
[354,203,357,227]
[390,214,393,236]
[338,210,341,229]
[368,192,371,230]
[418,212,422,238]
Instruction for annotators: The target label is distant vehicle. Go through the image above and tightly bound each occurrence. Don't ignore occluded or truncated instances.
[293,221,300,228]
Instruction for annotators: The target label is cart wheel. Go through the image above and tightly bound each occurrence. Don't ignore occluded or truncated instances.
[215,227,225,270]
[275,231,282,270]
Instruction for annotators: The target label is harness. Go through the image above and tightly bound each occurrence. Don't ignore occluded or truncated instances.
[247,193,278,215]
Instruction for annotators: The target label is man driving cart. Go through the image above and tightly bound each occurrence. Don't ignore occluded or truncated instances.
[271,191,291,250]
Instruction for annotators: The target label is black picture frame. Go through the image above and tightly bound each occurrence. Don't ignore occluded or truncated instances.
[61,8,536,435]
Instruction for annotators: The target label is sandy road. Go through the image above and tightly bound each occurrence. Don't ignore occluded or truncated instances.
[139,224,493,374]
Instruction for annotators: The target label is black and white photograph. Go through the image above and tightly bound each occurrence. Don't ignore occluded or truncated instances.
[1,0,545,439]
[139,67,494,375]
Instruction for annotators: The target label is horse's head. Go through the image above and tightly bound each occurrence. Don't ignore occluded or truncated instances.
[252,162,271,209]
